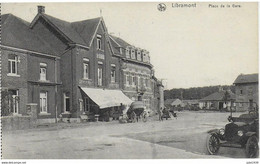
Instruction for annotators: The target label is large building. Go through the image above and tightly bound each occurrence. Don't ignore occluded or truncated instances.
[109,35,158,111]
[1,6,163,123]
[233,73,258,111]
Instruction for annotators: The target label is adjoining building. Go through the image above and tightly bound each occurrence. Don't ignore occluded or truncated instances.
[233,73,258,111]
[109,35,160,112]
[1,6,163,123]
[199,88,236,111]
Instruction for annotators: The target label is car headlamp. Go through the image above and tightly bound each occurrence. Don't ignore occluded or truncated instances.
[237,130,244,137]
[219,128,225,135]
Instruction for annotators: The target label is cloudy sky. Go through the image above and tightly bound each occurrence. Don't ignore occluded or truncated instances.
[2,2,258,89]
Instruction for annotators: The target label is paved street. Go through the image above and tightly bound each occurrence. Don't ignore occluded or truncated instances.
[2,111,247,159]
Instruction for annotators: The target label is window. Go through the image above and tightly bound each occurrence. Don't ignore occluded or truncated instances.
[132,76,136,86]
[240,89,243,95]
[124,75,126,84]
[129,75,132,85]
[79,99,83,111]
[64,93,70,112]
[126,49,130,58]
[111,64,116,83]
[143,54,146,62]
[98,63,103,86]
[8,90,19,114]
[131,49,136,59]
[83,58,89,79]
[8,54,18,75]
[126,74,130,85]
[97,34,102,50]
[137,51,141,61]
[40,63,47,81]
[84,98,90,112]
[40,92,47,113]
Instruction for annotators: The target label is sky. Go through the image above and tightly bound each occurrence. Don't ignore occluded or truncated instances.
[2,2,258,89]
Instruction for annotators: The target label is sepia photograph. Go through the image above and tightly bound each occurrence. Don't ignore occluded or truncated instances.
[0,2,259,161]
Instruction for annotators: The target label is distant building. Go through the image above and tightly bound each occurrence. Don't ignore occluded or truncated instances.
[164,98,184,108]
[233,73,258,111]
[200,88,235,111]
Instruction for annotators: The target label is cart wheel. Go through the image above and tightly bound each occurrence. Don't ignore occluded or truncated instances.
[245,135,259,158]
[206,134,220,155]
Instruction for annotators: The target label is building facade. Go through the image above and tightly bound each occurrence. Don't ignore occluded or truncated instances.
[199,88,236,111]
[1,6,163,123]
[109,35,157,111]
[233,73,258,111]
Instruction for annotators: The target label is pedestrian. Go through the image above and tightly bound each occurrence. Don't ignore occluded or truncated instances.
[158,107,162,121]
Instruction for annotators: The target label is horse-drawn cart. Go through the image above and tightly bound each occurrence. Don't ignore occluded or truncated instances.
[127,101,148,122]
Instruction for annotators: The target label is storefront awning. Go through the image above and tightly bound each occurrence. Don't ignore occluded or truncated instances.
[79,87,133,109]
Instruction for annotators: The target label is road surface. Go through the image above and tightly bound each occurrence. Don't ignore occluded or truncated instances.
[2,111,247,159]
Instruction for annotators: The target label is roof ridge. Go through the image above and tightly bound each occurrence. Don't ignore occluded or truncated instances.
[3,13,30,26]
[71,17,101,24]
[42,13,72,24]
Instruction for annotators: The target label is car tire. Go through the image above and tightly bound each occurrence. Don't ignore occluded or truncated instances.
[245,135,259,158]
[206,134,220,155]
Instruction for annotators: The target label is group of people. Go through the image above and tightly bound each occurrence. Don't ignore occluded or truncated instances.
[158,107,177,121]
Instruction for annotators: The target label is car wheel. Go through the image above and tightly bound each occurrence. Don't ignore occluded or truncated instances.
[206,134,220,155]
[245,135,259,158]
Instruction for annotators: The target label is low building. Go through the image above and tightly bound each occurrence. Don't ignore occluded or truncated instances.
[164,98,184,108]
[200,88,235,111]
[233,73,258,111]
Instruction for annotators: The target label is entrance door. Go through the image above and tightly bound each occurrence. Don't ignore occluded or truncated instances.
[8,90,19,114]
[219,102,224,110]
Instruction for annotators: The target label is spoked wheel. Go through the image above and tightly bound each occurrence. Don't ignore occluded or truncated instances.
[206,134,220,155]
[246,135,259,158]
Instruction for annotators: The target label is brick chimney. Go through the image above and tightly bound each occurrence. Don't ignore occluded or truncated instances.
[38,6,45,14]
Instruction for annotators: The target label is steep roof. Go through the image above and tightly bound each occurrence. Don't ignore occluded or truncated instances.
[71,17,101,47]
[1,14,58,55]
[42,14,86,45]
[200,91,235,101]
[233,73,258,84]
[164,99,176,106]
[164,99,182,106]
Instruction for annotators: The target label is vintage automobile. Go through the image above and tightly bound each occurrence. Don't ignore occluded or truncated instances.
[206,102,259,158]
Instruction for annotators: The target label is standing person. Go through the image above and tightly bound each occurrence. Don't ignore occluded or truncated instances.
[158,107,162,121]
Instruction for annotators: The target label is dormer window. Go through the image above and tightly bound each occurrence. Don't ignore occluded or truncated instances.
[143,53,147,62]
[119,48,123,54]
[137,50,141,61]
[131,49,135,59]
[147,54,150,63]
[97,34,102,50]
[126,49,130,58]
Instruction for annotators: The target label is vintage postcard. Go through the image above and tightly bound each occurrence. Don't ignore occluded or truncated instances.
[0,2,259,163]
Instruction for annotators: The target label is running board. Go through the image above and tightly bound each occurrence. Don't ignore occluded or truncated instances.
[220,143,242,148]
